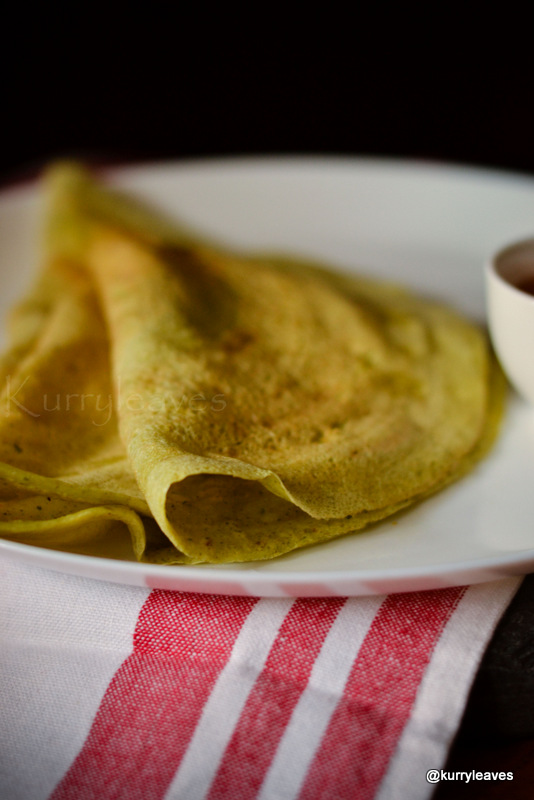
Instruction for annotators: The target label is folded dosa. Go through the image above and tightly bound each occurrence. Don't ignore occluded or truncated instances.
[0,164,505,563]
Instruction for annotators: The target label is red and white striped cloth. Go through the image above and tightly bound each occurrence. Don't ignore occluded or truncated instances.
[0,556,520,800]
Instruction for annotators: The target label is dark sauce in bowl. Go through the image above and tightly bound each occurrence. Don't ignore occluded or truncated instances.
[516,275,534,297]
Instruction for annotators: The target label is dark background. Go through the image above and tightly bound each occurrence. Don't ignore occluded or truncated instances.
[2,14,533,183]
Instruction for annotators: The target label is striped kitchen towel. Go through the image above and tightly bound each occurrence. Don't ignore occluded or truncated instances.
[0,556,520,800]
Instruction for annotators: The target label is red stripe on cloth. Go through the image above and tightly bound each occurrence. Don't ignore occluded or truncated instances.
[299,587,466,800]
[50,590,257,800]
[208,597,346,800]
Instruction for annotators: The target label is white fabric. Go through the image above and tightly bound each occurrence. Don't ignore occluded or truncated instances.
[0,557,149,800]
[0,552,521,800]
[166,598,293,800]
[258,596,384,800]
[374,579,520,800]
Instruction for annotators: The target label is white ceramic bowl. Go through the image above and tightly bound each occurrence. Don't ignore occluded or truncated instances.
[486,238,534,404]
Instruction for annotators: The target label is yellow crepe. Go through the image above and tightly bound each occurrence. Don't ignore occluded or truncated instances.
[0,164,505,563]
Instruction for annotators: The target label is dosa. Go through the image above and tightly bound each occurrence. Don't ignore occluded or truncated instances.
[0,164,505,563]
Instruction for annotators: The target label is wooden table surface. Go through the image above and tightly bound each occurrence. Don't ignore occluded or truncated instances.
[435,739,534,799]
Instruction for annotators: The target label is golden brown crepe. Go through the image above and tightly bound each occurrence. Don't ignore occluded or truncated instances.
[0,164,505,564]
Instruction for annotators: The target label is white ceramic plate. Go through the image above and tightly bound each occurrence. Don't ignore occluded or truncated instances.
[1,157,534,596]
